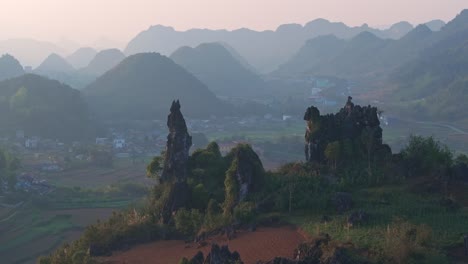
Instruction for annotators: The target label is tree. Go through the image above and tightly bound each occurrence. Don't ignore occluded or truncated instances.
[174,208,203,236]
[146,154,164,180]
[402,135,453,178]
[223,162,239,216]
[324,141,341,170]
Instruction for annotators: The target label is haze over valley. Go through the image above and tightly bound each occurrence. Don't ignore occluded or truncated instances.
[1,2,468,264]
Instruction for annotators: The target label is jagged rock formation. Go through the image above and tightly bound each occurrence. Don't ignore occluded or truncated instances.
[160,100,192,223]
[182,244,243,264]
[260,234,367,264]
[224,144,265,214]
[161,100,192,183]
[304,97,384,163]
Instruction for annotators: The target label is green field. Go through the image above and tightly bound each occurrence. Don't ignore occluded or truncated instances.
[286,185,468,263]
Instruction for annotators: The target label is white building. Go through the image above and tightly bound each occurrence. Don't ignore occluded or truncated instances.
[113,138,126,149]
[25,137,39,149]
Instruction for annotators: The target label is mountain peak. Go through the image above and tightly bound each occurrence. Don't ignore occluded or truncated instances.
[276,23,303,33]
[148,25,175,32]
[352,31,381,42]
[66,47,97,69]
[304,18,335,29]
[425,20,446,31]
[82,49,125,76]
[35,53,74,73]
[0,53,25,81]
[84,52,226,119]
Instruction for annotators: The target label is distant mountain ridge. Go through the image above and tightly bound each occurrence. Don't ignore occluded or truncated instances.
[0,38,65,67]
[170,43,268,98]
[80,48,125,76]
[0,54,25,81]
[390,10,468,120]
[125,19,444,73]
[66,47,98,69]
[273,21,444,80]
[35,53,75,73]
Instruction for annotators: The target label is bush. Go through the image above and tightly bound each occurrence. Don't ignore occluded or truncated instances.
[401,136,452,178]
[233,202,256,224]
[174,208,203,236]
[381,218,437,264]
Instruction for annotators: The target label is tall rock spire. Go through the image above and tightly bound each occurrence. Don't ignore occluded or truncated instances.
[160,100,192,223]
[161,100,192,183]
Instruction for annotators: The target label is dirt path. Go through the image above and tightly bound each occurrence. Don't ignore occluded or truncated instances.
[103,226,306,264]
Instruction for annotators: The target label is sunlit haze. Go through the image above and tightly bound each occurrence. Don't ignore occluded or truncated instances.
[0,0,467,47]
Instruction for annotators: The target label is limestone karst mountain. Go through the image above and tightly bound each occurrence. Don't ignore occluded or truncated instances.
[170,43,268,98]
[0,38,64,68]
[80,48,125,76]
[35,53,75,74]
[125,20,416,73]
[0,54,25,81]
[66,47,98,69]
[84,52,229,120]
[0,74,91,140]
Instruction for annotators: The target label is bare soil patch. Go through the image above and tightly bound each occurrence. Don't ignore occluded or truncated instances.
[103,226,306,264]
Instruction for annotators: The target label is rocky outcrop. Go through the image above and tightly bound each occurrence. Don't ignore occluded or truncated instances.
[161,100,192,183]
[229,144,265,201]
[224,144,265,214]
[304,97,385,163]
[259,234,367,264]
[183,244,243,264]
[160,100,192,223]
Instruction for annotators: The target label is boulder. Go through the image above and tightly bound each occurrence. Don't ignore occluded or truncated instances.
[186,244,243,264]
[259,234,368,264]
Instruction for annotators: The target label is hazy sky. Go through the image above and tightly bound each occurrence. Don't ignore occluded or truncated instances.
[0,0,467,47]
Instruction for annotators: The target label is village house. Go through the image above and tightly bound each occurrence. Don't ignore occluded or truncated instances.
[113,138,126,149]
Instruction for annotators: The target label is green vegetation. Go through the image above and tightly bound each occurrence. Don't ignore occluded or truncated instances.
[0,74,93,141]
[0,147,19,192]
[40,101,468,264]
[0,182,145,264]
[391,11,468,121]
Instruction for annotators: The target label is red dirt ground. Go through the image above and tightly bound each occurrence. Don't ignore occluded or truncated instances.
[103,226,307,264]
[448,246,468,264]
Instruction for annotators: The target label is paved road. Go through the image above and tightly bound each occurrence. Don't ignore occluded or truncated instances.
[415,121,468,135]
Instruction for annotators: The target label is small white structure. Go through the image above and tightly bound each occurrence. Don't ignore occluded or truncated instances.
[113,138,126,149]
[282,115,292,121]
[25,137,39,149]
[95,137,108,145]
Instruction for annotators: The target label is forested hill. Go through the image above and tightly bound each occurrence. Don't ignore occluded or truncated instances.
[0,74,92,141]
[390,9,468,120]
[84,52,230,120]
